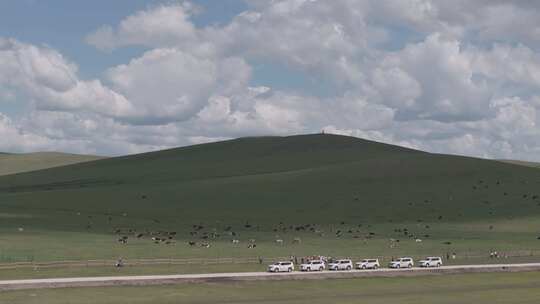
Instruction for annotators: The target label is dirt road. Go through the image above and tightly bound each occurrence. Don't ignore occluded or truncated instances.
[1,263,540,291]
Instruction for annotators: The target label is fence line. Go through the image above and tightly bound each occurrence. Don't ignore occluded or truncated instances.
[1,250,540,270]
[0,256,289,270]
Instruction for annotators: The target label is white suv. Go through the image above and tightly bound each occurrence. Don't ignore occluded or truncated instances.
[300,260,326,271]
[388,257,414,268]
[419,257,442,267]
[328,259,353,271]
[356,259,380,269]
[268,261,294,272]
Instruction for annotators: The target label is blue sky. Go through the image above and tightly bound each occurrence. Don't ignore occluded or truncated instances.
[0,0,245,77]
[1,1,540,160]
[0,0,317,117]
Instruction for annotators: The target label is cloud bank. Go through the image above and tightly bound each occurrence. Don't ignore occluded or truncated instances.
[1,1,540,160]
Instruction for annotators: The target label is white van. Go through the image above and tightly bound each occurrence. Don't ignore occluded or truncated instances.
[388,257,414,268]
[356,259,380,269]
[268,261,294,272]
[300,260,326,271]
[328,259,353,271]
[418,257,442,267]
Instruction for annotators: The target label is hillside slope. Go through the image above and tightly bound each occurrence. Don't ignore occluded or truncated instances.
[499,160,540,169]
[0,152,104,176]
[1,134,540,263]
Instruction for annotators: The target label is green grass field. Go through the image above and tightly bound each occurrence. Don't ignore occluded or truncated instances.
[2,256,540,281]
[499,160,540,169]
[1,134,540,274]
[0,152,104,176]
[2,272,540,304]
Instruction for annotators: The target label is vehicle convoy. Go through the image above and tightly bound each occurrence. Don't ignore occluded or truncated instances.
[389,257,414,268]
[268,256,441,272]
[268,261,294,272]
[418,257,443,267]
[328,259,353,271]
[300,260,326,271]
[356,259,380,269]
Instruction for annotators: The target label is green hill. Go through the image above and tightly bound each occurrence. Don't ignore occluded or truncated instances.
[1,134,540,264]
[0,152,104,176]
[499,160,540,169]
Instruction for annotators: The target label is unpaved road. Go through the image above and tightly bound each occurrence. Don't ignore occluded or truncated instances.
[1,263,540,291]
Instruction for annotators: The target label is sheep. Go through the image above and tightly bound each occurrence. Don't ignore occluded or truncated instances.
[275,239,284,245]
[415,238,423,243]
[231,239,240,244]
[247,244,256,249]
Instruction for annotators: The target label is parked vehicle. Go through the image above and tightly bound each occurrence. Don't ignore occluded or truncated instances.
[300,260,326,271]
[418,257,442,267]
[328,259,353,271]
[388,257,414,268]
[268,261,294,272]
[356,259,380,269]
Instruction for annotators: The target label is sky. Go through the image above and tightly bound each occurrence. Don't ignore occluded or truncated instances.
[1,1,540,160]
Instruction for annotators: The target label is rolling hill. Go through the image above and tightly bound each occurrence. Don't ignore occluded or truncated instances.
[499,160,540,169]
[0,152,104,176]
[1,134,540,264]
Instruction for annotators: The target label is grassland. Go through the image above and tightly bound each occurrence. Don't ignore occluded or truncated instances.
[499,160,540,169]
[0,152,104,176]
[2,272,540,304]
[1,134,540,275]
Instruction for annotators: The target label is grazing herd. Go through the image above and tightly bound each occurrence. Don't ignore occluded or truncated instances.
[72,178,540,251]
[112,227,178,246]
[104,218,445,250]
